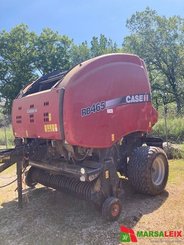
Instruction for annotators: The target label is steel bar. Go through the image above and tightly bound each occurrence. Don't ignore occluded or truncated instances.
[16,160,23,208]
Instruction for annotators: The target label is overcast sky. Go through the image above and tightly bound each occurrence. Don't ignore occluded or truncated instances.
[0,0,183,45]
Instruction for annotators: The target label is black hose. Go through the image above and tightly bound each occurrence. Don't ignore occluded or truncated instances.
[0,178,17,188]
[0,168,26,188]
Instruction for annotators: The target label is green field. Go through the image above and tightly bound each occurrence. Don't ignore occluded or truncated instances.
[0,126,14,148]
[168,159,184,184]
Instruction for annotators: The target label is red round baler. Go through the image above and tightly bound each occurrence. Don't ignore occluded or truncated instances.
[11,54,168,221]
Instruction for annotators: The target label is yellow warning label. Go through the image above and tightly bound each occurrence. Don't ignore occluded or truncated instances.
[44,124,58,133]
[48,113,52,121]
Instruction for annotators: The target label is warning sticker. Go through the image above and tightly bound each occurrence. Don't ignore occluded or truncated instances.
[44,124,58,132]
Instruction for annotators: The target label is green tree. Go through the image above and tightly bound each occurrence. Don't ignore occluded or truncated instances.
[0,24,37,114]
[34,28,73,74]
[0,26,74,114]
[70,34,120,67]
[70,41,91,66]
[123,8,184,113]
[91,34,119,57]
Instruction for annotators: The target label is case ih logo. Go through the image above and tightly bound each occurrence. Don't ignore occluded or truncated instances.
[81,93,151,117]
[119,225,183,243]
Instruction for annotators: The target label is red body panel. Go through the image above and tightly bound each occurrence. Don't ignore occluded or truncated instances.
[62,54,157,147]
[12,54,158,148]
[12,89,62,140]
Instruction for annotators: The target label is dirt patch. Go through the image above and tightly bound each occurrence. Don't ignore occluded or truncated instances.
[0,161,184,245]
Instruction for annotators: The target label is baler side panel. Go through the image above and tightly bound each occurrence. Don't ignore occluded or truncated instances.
[63,56,156,148]
[12,89,62,140]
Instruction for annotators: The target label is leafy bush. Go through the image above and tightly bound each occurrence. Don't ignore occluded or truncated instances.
[152,117,184,143]
[163,142,184,159]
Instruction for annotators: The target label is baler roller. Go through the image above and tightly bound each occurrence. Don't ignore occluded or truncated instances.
[30,167,97,200]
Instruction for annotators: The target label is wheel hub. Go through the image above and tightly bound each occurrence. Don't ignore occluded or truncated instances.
[151,156,165,186]
[111,203,120,217]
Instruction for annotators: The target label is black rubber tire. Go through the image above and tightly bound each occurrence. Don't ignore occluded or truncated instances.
[102,197,122,221]
[128,146,169,195]
[25,168,37,188]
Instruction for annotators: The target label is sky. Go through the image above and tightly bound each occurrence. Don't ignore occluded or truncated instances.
[0,0,184,46]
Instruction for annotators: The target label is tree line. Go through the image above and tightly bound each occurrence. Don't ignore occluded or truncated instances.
[0,8,184,115]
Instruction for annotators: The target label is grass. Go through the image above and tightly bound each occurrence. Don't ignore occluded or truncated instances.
[152,117,184,143]
[0,163,16,175]
[0,164,17,203]
[175,144,184,159]
[180,144,184,152]
[168,159,184,184]
[0,126,14,148]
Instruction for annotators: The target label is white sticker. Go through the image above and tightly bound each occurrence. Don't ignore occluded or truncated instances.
[107,109,113,114]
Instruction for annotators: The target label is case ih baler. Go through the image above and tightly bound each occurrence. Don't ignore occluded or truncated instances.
[0,54,168,221]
